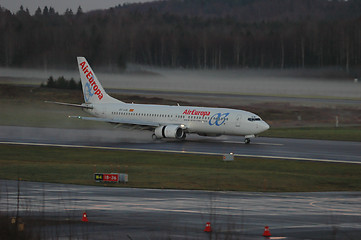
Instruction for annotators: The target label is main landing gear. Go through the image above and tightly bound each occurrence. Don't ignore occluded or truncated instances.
[152,133,159,141]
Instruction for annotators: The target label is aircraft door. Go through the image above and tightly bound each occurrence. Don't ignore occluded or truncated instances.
[235,115,242,127]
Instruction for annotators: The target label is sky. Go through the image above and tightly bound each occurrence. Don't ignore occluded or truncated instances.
[0,0,153,14]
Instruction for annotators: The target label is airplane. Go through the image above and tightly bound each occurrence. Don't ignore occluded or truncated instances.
[49,57,269,144]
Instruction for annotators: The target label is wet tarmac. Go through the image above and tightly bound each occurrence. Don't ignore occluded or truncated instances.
[1,180,361,240]
[1,125,360,164]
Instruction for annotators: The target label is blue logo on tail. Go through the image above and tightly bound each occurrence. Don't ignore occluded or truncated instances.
[84,82,94,102]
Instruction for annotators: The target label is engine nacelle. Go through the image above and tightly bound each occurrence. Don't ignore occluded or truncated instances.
[154,125,185,139]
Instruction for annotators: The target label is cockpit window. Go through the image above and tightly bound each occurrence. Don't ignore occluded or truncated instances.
[248,116,261,122]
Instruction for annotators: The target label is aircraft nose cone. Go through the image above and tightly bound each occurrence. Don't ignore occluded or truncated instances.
[261,121,270,132]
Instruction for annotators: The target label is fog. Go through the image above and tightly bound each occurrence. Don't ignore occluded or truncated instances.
[1,67,360,99]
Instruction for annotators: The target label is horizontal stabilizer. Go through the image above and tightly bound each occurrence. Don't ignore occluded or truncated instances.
[45,101,93,109]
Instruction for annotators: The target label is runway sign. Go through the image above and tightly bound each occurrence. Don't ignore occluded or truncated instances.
[94,173,103,182]
[94,173,128,183]
[119,173,128,183]
[103,174,119,182]
[94,173,118,182]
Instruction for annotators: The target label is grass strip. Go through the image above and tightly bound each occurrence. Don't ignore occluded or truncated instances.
[1,144,361,192]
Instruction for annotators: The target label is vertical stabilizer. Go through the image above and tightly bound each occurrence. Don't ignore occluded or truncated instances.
[77,57,120,103]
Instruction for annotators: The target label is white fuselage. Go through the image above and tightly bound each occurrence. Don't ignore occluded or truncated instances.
[85,102,269,136]
[72,57,269,142]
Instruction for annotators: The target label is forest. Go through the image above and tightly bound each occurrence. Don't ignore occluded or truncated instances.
[0,0,360,71]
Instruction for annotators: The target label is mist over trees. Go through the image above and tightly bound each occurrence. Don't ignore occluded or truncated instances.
[0,0,360,71]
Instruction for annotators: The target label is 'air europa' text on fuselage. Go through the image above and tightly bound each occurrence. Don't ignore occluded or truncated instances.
[183,109,210,117]
[79,61,103,100]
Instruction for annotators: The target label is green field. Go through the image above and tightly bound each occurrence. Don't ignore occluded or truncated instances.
[1,144,361,192]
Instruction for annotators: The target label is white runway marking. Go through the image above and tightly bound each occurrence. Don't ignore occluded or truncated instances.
[310,199,361,214]
[222,140,284,146]
[1,141,360,165]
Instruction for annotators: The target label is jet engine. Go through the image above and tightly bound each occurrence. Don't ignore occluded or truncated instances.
[154,125,186,139]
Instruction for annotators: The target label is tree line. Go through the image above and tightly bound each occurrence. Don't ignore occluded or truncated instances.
[0,0,360,71]
[40,76,81,89]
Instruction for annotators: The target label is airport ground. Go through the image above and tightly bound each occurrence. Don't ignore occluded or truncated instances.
[1,71,361,239]
[1,180,361,240]
[1,140,361,191]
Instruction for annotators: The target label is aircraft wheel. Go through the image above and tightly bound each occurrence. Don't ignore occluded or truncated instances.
[244,138,251,144]
[180,133,186,141]
[152,134,158,141]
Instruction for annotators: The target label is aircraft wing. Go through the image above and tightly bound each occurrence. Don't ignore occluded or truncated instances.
[69,116,160,128]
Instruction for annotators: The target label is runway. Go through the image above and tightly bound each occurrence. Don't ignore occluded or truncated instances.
[0,125,360,164]
[1,179,361,240]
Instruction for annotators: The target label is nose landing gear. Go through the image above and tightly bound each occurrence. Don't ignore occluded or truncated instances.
[244,135,255,144]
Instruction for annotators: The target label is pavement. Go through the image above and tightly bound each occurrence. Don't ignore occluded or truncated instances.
[1,180,361,240]
[0,125,360,164]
